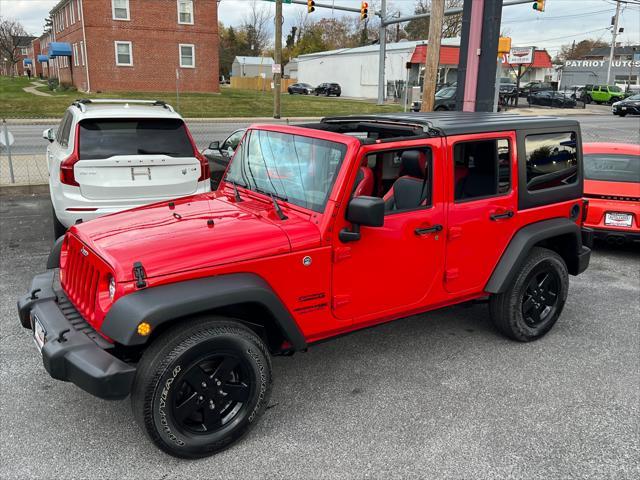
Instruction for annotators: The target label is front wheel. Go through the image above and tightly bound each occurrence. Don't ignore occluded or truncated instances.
[489,247,569,342]
[131,318,272,458]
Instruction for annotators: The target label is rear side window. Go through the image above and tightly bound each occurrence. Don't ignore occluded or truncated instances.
[584,153,640,183]
[78,118,194,160]
[454,139,511,201]
[525,132,578,191]
[57,111,73,147]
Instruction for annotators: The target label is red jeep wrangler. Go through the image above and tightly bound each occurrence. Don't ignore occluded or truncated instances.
[18,113,591,458]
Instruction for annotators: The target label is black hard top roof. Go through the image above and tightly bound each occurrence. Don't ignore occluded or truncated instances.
[321,112,580,137]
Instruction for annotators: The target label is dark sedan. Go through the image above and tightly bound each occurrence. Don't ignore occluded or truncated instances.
[287,83,314,95]
[202,128,246,189]
[528,91,576,108]
[612,94,640,116]
[411,86,457,112]
[315,83,341,97]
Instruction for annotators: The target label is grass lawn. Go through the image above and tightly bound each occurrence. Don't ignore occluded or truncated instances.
[0,76,402,119]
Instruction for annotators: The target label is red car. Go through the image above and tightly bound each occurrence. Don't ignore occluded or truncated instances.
[18,113,591,458]
[583,142,640,245]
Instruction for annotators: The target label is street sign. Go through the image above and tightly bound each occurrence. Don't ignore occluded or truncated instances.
[0,129,14,147]
[272,63,281,74]
[507,47,534,65]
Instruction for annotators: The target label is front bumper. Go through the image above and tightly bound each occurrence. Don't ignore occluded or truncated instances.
[17,270,135,400]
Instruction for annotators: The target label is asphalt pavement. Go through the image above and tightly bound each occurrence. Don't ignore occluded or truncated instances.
[0,119,639,479]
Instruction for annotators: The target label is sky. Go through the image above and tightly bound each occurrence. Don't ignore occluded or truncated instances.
[1,0,639,57]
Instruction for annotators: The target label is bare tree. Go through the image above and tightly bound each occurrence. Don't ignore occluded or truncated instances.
[405,0,463,40]
[243,0,272,54]
[0,17,28,76]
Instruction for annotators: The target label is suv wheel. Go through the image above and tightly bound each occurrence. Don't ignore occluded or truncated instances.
[585,95,592,104]
[131,318,272,458]
[489,247,568,342]
[51,205,67,239]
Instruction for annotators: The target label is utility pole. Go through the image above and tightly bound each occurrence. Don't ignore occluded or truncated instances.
[274,0,283,119]
[377,0,387,106]
[606,0,621,85]
[420,0,445,112]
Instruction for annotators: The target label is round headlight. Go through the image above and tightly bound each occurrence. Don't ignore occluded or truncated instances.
[108,276,116,301]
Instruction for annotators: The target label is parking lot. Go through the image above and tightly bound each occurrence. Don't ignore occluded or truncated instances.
[0,117,639,479]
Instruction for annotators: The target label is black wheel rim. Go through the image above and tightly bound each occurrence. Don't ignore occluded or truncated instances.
[522,268,561,327]
[171,354,252,435]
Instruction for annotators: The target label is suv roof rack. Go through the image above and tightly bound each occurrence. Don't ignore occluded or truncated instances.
[72,98,175,113]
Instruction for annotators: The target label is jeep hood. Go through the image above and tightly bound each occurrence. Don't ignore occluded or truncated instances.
[71,193,319,281]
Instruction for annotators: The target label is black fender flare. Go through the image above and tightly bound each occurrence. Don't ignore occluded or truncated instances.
[101,273,307,350]
[485,218,585,294]
[47,236,65,269]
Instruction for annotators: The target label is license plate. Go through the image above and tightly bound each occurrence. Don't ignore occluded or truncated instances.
[605,212,632,227]
[621,106,627,110]
[32,315,46,353]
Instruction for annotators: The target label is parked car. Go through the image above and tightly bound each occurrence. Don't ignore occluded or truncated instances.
[528,91,577,108]
[44,99,210,239]
[20,112,592,458]
[287,83,314,95]
[582,142,640,245]
[411,86,457,111]
[202,129,246,189]
[315,82,341,96]
[565,85,586,100]
[584,85,626,104]
[611,93,640,116]
[519,81,553,97]
[499,77,517,96]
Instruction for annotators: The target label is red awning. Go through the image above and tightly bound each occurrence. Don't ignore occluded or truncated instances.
[410,45,552,69]
[410,45,459,66]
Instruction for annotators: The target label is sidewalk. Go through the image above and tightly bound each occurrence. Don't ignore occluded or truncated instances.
[22,81,52,97]
[0,154,48,186]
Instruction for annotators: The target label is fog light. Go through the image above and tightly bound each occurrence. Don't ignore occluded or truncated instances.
[108,276,116,300]
[137,322,152,336]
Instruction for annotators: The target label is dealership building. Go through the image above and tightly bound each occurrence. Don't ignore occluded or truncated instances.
[289,40,553,100]
[42,0,219,93]
[558,45,640,89]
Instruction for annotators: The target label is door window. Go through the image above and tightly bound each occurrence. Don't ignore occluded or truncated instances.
[453,139,511,202]
[221,130,244,152]
[524,132,578,191]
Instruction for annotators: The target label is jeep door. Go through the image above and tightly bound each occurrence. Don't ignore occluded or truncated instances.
[331,139,446,322]
[444,132,518,294]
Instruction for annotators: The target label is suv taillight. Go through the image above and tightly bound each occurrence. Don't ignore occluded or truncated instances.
[60,124,80,186]
[60,151,80,186]
[196,151,210,182]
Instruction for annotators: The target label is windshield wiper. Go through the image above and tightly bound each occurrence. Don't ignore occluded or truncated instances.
[226,178,244,202]
[253,187,288,220]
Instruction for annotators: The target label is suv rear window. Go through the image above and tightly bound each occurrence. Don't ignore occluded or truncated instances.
[584,153,640,183]
[524,132,578,191]
[78,118,194,160]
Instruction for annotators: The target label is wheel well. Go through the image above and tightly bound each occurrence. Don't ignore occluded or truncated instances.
[132,302,290,357]
[534,232,580,274]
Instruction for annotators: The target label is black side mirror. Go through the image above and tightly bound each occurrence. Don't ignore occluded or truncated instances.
[208,141,220,150]
[339,196,385,243]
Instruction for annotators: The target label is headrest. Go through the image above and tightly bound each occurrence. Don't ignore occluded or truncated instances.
[401,150,426,178]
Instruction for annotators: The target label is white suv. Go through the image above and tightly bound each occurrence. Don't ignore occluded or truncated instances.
[44,99,210,238]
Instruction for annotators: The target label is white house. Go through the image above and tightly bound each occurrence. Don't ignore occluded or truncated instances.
[231,56,274,78]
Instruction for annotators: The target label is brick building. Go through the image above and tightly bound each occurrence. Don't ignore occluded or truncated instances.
[0,36,36,77]
[48,0,219,93]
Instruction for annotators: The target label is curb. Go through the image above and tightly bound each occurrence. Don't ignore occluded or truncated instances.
[0,184,49,195]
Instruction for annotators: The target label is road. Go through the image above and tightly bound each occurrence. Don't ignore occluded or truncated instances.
[4,113,640,156]
[0,117,639,480]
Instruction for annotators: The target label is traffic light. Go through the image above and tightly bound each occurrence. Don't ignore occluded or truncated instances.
[360,2,368,20]
[307,0,315,13]
[532,0,545,12]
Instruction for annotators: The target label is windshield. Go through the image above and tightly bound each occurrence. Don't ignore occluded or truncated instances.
[225,129,347,213]
[436,87,455,98]
[628,94,640,101]
[584,154,640,183]
[609,85,622,92]
[500,78,513,84]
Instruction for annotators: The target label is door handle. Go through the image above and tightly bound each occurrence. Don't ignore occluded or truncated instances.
[490,210,514,221]
[415,224,443,235]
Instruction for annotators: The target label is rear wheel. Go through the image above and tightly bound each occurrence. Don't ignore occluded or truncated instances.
[585,95,592,104]
[489,247,569,342]
[51,205,66,239]
[131,317,272,458]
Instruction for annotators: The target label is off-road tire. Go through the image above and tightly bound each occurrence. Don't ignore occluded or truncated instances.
[489,247,569,342]
[52,205,67,239]
[131,317,272,458]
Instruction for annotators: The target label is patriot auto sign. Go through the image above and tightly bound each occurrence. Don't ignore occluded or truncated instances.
[508,47,534,65]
